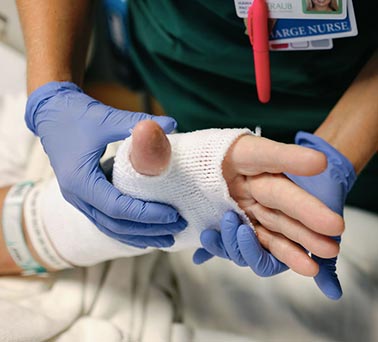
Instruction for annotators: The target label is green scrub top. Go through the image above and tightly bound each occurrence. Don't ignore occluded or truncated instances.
[127,0,378,212]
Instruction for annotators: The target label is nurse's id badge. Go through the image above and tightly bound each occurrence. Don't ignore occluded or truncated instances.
[269,0,357,44]
[234,0,348,19]
[237,0,357,51]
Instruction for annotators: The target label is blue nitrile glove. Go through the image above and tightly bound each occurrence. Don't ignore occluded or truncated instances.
[286,131,356,300]
[25,81,187,248]
[193,211,289,277]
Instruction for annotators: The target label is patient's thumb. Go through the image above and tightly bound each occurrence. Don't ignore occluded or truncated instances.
[129,119,171,176]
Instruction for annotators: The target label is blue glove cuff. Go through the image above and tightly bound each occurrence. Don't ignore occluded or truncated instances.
[295,131,357,192]
[25,81,83,134]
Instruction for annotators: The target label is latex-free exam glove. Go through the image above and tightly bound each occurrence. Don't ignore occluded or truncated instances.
[25,82,186,248]
[286,131,356,300]
[193,211,289,277]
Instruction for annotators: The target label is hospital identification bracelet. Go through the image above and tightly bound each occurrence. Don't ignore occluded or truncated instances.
[2,182,46,275]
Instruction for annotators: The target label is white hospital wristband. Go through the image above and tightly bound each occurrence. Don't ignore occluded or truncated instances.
[23,183,72,270]
[2,182,46,274]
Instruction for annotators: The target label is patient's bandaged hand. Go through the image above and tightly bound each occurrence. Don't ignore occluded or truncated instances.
[40,128,255,267]
[113,129,254,251]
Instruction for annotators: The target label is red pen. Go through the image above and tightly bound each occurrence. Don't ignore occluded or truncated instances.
[247,0,271,103]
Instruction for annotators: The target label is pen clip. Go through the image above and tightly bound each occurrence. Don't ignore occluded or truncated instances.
[247,6,254,46]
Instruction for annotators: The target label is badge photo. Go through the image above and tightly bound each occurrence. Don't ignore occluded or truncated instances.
[303,0,342,15]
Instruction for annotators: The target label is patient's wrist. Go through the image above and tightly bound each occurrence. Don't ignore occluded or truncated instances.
[1,182,47,275]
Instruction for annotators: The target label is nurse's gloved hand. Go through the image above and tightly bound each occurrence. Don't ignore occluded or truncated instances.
[25,81,186,248]
[193,211,289,276]
[286,131,356,300]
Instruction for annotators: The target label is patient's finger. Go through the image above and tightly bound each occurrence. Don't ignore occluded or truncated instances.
[130,120,171,176]
[248,173,344,236]
[225,135,327,176]
[248,203,339,258]
[253,224,319,277]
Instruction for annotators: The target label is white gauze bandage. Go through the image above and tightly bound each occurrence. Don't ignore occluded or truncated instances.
[113,128,255,251]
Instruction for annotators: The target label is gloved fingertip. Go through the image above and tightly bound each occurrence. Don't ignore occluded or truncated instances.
[193,248,214,264]
[152,116,177,133]
[179,217,188,227]
[158,236,175,248]
[162,217,187,234]
[327,290,343,301]
[167,211,181,223]
[314,266,343,300]
[314,278,343,300]
[320,284,343,300]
